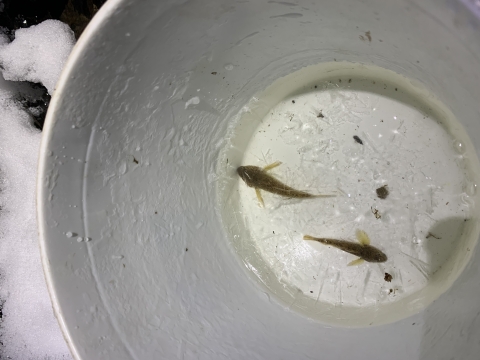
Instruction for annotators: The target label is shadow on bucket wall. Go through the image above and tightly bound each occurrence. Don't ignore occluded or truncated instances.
[420,217,480,359]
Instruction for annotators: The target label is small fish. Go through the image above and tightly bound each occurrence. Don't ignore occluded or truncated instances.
[237,161,333,207]
[303,229,387,265]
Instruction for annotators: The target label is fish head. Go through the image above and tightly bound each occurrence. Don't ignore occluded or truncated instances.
[237,166,258,187]
[371,250,388,263]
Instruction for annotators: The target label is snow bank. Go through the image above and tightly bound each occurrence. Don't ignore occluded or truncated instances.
[0,19,75,359]
[0,20,75,94]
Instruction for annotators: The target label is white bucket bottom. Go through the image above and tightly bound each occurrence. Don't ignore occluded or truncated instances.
[219,62,480,327]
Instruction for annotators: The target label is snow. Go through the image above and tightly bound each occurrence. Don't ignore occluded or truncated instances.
[0,20,75,95]
[0,20,74,360]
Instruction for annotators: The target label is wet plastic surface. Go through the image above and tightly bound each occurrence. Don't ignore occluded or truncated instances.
[220,63,480,326]
[38,0,480,359]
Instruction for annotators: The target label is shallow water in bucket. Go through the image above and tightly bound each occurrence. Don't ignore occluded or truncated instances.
[218,62,480,327]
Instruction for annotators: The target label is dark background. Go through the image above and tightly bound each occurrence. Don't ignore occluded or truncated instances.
[0,0,106,131]
[0,0,107,39]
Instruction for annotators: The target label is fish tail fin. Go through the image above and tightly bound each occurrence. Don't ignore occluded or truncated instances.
[313,188,344,198]
[303,235,317,241]
[313,194,337,198]
[348,258,365,266]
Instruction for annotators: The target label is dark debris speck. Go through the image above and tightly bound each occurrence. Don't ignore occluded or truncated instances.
[0,292,4,320]
[353,135,363,145]
[376,185,389,199]
[384,272,392,282]
[426,232,441,240]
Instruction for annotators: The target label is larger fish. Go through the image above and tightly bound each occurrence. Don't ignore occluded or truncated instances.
[303,230,387,265]
[237,161,333,207]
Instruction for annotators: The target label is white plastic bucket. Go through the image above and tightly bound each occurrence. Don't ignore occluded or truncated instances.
[38,0,480,359]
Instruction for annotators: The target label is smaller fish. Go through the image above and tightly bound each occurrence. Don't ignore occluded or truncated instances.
[303,230,387,265]
[237,161,334,207]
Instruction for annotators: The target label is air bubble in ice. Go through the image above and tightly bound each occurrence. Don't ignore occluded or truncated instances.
[453,139,466,155]
[412,236,422,245]
[118,161,127,175]
[185,96,200,108]
[466,182,477,196]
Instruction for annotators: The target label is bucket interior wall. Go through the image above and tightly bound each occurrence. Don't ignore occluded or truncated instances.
[38,0,480,359]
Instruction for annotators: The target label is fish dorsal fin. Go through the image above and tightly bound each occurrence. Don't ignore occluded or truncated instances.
[348,258,365,266]
[356,229,370,246]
